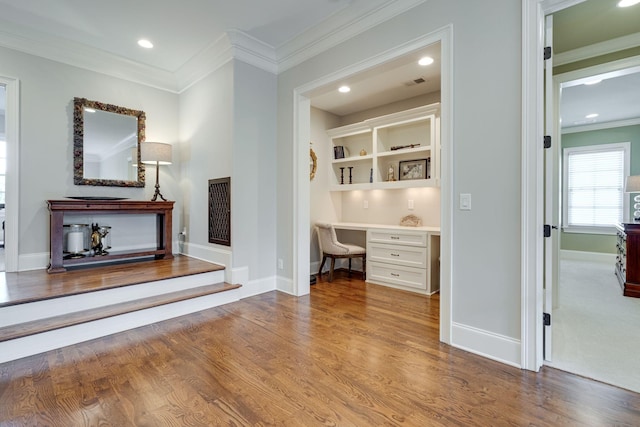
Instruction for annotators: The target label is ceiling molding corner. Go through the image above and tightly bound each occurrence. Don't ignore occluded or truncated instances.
[175,29,277,92]
[227,29,279,74]
[555,32,640,66]
[276,0,427,73]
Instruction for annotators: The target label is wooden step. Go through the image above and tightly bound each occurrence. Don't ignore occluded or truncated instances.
[0,282,241,343]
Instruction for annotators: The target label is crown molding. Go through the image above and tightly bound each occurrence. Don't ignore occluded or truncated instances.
[275,0,427,73]
[0,0,427,93]
[175,29,278,93]
[562,117,640,134]
[555,32,640,66]
[0,21,179,93]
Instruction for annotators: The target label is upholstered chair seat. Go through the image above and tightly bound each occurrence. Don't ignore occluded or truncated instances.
[315,222,366,282]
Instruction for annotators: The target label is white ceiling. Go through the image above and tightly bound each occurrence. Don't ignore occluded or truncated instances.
[560,68,640,130]
[0,0,638,122]
[0,0,362,72]
[309,42,441,116]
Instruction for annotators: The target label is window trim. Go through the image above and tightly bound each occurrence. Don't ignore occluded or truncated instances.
[562,142,630,235]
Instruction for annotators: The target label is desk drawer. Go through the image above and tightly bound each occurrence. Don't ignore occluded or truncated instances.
[368,242,427,268]
[367,229,427,247]
[368,262,427,290]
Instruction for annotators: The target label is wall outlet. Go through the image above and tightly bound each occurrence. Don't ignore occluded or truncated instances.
[278,258,284,269]
[408,199,414,210]
[363,200,369,209]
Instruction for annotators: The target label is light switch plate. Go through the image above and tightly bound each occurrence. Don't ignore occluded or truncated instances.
[460,193,471,210]
[408,199,414,210]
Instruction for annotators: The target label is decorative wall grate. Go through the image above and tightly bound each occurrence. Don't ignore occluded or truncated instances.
[208,177,231,246]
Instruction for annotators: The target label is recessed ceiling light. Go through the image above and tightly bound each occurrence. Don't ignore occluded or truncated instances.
[338,86,351,93]
[584,79,602,85]
[137,39,154,49]
[586,113,599,119]
[418,56,434,66]
[618,0,640,7]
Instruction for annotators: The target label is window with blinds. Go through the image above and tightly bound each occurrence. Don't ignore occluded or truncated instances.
[562,142,629,233]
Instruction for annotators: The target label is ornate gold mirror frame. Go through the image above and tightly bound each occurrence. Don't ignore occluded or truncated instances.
[73,97,146,187]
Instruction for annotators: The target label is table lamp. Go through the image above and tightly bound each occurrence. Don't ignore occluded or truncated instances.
[625,175,640,221]
[141,141,172,201]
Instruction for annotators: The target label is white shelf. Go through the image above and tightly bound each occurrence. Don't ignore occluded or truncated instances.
[376,179,436,190]
[327,103,440,191]
[331,154,373,164]
[377,145,431,158]
[329,182,372,192]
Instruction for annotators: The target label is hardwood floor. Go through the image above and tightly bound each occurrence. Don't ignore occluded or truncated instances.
[1,272,638,426]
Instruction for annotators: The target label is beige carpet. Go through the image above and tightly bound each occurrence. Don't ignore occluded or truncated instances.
[547,259,640,393]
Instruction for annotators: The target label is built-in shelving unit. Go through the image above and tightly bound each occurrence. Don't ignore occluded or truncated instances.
[327,103,440,191]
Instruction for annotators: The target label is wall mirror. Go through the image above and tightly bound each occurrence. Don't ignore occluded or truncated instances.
[73,97,145,187]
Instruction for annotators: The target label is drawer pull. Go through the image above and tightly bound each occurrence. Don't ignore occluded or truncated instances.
[390,236,400,240]
[391,253,400,257]
[390,273,400,277]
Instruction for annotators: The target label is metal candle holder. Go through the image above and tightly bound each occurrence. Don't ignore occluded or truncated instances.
[340,167,345,184]
[348,167,353,184]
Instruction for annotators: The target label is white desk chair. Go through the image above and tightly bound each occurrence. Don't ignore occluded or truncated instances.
[315,222,366,282]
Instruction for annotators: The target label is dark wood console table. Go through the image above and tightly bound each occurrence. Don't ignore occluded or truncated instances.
[615,222,640,298]
[47,199,174,273]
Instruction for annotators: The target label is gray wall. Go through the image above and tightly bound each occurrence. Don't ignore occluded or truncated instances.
[277,0,523,354]
[0,45,179,267]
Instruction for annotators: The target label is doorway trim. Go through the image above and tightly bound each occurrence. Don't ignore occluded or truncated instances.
[0,76,19,272]
[292,25,453,342]
[522,0,588,371]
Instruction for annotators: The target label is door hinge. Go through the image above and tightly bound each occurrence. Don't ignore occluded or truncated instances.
[544,135,551,149]
[544,46,551,60]
[543,312,551,326]
[543,224,558,237]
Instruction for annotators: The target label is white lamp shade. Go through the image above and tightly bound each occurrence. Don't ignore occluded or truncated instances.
[141,142,172,165]
[625,175,640,193]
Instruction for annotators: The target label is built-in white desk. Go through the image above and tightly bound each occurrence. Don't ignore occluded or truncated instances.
[332,222,440,295]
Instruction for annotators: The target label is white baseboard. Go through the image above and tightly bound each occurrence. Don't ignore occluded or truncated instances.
[18,252,48,271]
[17,242,182,272]
[240,275,277,298]
[560,250,616,264]
[277,274,295,295]
[452,322,521,368]
[178,242,234,281]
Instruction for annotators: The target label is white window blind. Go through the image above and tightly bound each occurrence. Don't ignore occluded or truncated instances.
[563,143,629,232]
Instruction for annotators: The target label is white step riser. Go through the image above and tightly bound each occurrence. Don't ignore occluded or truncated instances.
[0,270,225,327]
[0,288,240,364]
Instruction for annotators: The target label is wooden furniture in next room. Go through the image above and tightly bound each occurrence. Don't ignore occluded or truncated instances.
[615,222,640,298]
[47,199,174,273]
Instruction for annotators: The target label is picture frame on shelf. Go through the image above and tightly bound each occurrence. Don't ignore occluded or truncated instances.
[334,146,345,159]
[399,158,430,180]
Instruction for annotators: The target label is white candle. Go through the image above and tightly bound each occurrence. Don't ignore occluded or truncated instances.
[67,231,84,254]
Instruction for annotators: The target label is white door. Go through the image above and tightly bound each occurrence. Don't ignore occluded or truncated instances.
[543,14,557,362]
